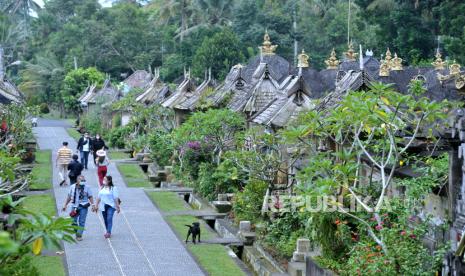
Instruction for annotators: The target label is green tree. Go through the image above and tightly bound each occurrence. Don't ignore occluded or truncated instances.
[285,81,450,256]
[62,67,104,112]
[192,28,244,80]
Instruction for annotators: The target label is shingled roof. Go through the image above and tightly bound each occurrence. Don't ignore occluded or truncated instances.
[135,69,171,105]
[251,74,314,127]
[122,70,152,93]
[174,70,217,111]
[0,78,24,104]
[80,79,121,105]
[242,65,282,114]
[161,74,196,108]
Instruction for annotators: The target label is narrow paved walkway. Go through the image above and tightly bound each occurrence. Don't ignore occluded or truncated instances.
[34,120,204,276]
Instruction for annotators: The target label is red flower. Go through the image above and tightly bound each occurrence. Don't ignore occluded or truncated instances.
[375,225,383,231]
[409,234,417,239]
[400,230,406,236]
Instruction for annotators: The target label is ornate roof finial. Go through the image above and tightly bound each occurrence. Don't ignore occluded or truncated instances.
[432,49,446,70]
[344,41,358,61]
[449,60,461,75]
[385,48,392,66]
[259,29,277,55]
[391,53,403,71]
[379,60,390,77]
[297,49,309,68]
[325,48,340,70]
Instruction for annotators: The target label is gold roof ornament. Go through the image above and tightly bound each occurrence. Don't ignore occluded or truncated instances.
[385,48,392,62]
[391,53,403,71]
[297,49,309,68]
[325,48,340,69]
[449,60,461,75]
[379,60,390,77]
[432,49,446,70]
[259,30,277,55]
[456,75,465,90]
[344,42,357,61]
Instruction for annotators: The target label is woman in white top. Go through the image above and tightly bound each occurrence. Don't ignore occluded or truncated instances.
[94,175,120,238]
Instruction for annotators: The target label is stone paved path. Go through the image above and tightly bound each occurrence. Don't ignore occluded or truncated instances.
[33,120,205,276]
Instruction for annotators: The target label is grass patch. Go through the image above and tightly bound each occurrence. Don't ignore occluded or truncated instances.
[146,191,188,212]
[166,215,216,241]
[109,151,129,160]
[29,150,52,190]
[31,256,65,276]
[188,244,246,276]
[22,194,56,217]
[66,128,81,142]
[117,164,151,188]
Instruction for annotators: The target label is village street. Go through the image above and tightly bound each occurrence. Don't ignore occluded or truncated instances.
[33,119,205,276]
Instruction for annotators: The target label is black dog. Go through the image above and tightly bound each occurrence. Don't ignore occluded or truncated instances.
[185,222,201,244]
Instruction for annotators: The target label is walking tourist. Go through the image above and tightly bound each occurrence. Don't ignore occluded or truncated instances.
[95,150,110,188]
[62,175,95,241]
[67,154,83,185]
[56,141,73,186]
[94,175,120,239]
[77,132,92,170]
[92,134,107,165]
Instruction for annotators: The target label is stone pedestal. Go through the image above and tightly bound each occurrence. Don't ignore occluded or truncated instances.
[288,238,311,275]
[239,221,251,232]
[217,194,228,201]
[211,201,232,213]
[238,220,256,245]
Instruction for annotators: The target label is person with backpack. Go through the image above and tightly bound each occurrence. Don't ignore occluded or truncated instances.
[67,154,84,185]
[62,175,95,241]
[95,150,110,188]
[77,132,92,170]
[94,175,120,239]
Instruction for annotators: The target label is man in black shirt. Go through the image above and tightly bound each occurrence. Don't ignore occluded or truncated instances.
[92,134,107,165]
[68,155,84,185]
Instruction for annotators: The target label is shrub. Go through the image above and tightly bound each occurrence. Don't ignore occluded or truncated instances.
[262,212,306,259]
[39,103,50,114]
[148,130,173,167]
[0,254,39,276]
[197,159,244,200]
[107,126,131,148]
[112,113,122,128]
[79,112,102,135]
[233,180,267,223]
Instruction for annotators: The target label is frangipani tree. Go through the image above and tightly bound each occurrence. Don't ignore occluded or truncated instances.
[285,81,452,253]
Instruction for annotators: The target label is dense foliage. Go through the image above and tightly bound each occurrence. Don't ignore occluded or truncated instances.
[1,0,464,109]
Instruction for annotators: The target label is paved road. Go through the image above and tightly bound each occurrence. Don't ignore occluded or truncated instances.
[33,120,204,276]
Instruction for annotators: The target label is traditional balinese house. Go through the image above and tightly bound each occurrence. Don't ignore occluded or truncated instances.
[121,70,152,94]
[80,79,121,115]
[251,50,315,129]
[227,31,290,120]
[161,69,196,126]
[135,68,171,105]
[172,68,216,112]
[205,64,250,108]
[0,77,24,105]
